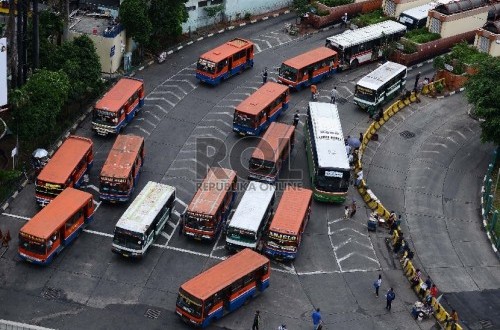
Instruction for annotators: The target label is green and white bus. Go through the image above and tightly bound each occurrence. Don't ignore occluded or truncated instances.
[304,102,350,203]
[354,61,407,115]
[225,181,275,252]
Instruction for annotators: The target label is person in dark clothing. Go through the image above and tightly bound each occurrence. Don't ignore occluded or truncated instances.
[262,68,268,84]
[293,111,300,127]
[252,310,261,330]
[386,288,396,310]
[311,308,322,330]
[349,201,357,218]
[414,72,421,92]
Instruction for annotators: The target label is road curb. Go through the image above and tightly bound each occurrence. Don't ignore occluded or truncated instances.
[125,8,293,77]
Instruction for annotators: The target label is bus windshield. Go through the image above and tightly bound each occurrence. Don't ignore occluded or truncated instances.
[93,108,116,125]
[18,235,46,255]
[227,227,256,244]
[234,111,256,128]
[315,171,349,192]
[35,181,64,197]
[249,158,276,175]
[185,213,214,231]
[113,228,143,250]
[100,181,129,194]
[177,289,203,318]
[197,59,216,74]
[267,232,297,251]
[355,85,376,102]
[279,64,298,82]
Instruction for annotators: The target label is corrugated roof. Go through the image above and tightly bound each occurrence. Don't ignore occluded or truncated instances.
[95,78,143,113]
[100,135,144,179]
[269,187,313,235]
[37,136,93,185]
[434,0,486,15]
[235,82,289,116]
[282,47,337,69]
[181,249,269,300]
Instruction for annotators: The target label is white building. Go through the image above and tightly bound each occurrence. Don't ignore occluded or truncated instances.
[182,0,292,33]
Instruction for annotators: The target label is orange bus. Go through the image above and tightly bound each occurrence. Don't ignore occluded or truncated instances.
[263,187,313,260]
[19,188,95,265]
[278,47,338,90]
[99,134,145,202]
[248,122,295,184]
[182,167,237,241]
[176,248,270,328]
[35,135,94,206]
[233,82,290,136]
[196,38,254,86]
[92,77,145,136]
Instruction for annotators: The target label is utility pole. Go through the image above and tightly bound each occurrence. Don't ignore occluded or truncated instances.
[33,0,39,69]
[16,0,23,87]
[22,0,28,83]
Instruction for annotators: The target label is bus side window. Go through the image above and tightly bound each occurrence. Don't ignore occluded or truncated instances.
[243,274,254,286]
[230,278,243,293]
[66,210,83,231]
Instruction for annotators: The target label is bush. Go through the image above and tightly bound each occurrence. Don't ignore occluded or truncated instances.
[0,169,21,203]
[351,9,389,27]
[434,81,444,94]
[310,2,330,16]
[319,0,353,7]
[244,12,251,20]
[433,42,490,75]
[405,28,440,44]
[400,39,417,54]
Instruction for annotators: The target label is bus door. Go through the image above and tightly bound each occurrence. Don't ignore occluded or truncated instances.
[246,48,252,61]
[307,67,313,83]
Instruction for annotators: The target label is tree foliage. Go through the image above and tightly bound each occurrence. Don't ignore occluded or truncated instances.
[465,58,500,145]
[11,69,70,142]
[204,5,224,25]
[293,0,310,17]
[149,0,188,43]
[119,0,152,47]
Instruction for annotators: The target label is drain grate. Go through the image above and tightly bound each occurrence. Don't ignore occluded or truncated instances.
[400,130,415,139]
[42,287,62,300]
[479,320,493,329]
[144,308,161,319]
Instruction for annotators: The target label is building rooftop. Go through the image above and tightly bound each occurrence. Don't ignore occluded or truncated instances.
[70,10,122,37]
[482,19,500,34]
[434,0,487,15]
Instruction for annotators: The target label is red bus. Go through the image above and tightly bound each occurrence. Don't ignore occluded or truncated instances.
[264,186,313,260]
[196,38,254,86]
[176,248,270,328]
[278,47,338,90]
[99,134,145,202]
[92,77,145,136]
[19,188,95,265]
[233,82,290,136]
[248,122,295,184]
[35,135,94,206]
[182,167,237,241]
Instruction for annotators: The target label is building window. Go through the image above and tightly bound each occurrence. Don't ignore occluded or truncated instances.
[211,0,223,4]
[198,1,208,7]
[478,36,490,53]
[384,0,396,17]
[428,17,441,34]
[186,5,196,11]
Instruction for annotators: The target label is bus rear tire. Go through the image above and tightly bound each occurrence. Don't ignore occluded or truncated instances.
[351,59,359,69]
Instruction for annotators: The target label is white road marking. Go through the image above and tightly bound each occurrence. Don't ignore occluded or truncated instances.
[146,97,176,107]
[252,38,272,49]
[149,104,169,115]
[151,90,182,100]
[168,79,196,89]
[87,184,99,193]
[161,231,170,240]
[167,220,176,229]
[144,110,161,121]
[130,125,151,136]
[157,85,188,95]
[2,213,30,221]
[175,198,188,208]
[83,229,113,238]
[254,43,262,53]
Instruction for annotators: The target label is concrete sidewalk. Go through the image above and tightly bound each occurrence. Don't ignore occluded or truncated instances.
[362,94,500,329]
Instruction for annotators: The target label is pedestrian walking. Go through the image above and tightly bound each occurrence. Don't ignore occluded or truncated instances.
[386,288,396,311]
[330,86,338,104]
[262,68,268,84]
[345,140,351,155]
[311,84,318,100]
[350,200,357,218]
[252,310,261,330]
[341,13,348,28]
[311,308,322,330]
[374,274,382,297]
[344,206,350,219]
[2,230,11,247]
[430,284,438,298]
[293,111,300,127]
[414,72,421,92]
[355,168,363,186]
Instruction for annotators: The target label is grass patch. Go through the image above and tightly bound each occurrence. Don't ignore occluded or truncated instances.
[405,28,440,44]
[351,9,389,27]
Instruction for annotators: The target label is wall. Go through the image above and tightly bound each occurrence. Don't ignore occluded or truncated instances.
[474,29,500,57]
[306,0,383,28]
[428,7,489,39]
[182,0,292,33]
[382,0,430,18]
[69,29,126,73]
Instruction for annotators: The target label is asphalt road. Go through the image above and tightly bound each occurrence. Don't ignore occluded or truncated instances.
[0,14,487,330]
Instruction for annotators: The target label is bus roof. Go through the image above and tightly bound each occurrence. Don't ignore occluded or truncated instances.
[400,2,437,21]
[228,181,275,232]
[199,38,253,63]
[269,186,313,235]
[37,136,93,185]
[20,188,92,240]
[115,181,175,234]
[235,82,289,116]
[188,167,237,216]
[100,135,144,180]
[356,61,407,90]
[282,47,337,70]
[95,77,143,113]
[309,102,350,170]
[181,248,269,300]
[251,122,295,163]
[326,20,406,49]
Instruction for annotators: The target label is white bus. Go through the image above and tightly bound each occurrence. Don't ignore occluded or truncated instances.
[354,61,407,115]
[399,2,438,29]
[304,102,351,203]
[225,181,276,252]
[112,181,176,257]
[325,20,406,70]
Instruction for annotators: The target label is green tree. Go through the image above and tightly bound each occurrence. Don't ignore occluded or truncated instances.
[204,5,224,26]
[465,58,500,145]
[120,0,152,53]
[149,0,188,44]
[11,69,70,144]
[293,0,310,17]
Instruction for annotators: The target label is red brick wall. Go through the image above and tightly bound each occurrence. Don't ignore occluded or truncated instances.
[435,70,468,90]
[307,0,383,28]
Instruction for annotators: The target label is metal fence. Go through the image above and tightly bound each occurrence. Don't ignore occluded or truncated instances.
[482,147,500,252]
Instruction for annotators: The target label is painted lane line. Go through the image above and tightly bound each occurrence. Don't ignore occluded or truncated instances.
[173,210,181,218]
[160,231,170,240]
[144,110,161,121]
[157,85,188,95]
[2,213,30,221]
[175,198,188,208]
[83,229,113,238]
[150,90,182,100]
[168,79,197,89]
[167,220,176,230]
[204,118,232,129]
[94,201,102,212]
[149,104,170,115]
[146,97,176,107]
[130,125,151,136]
